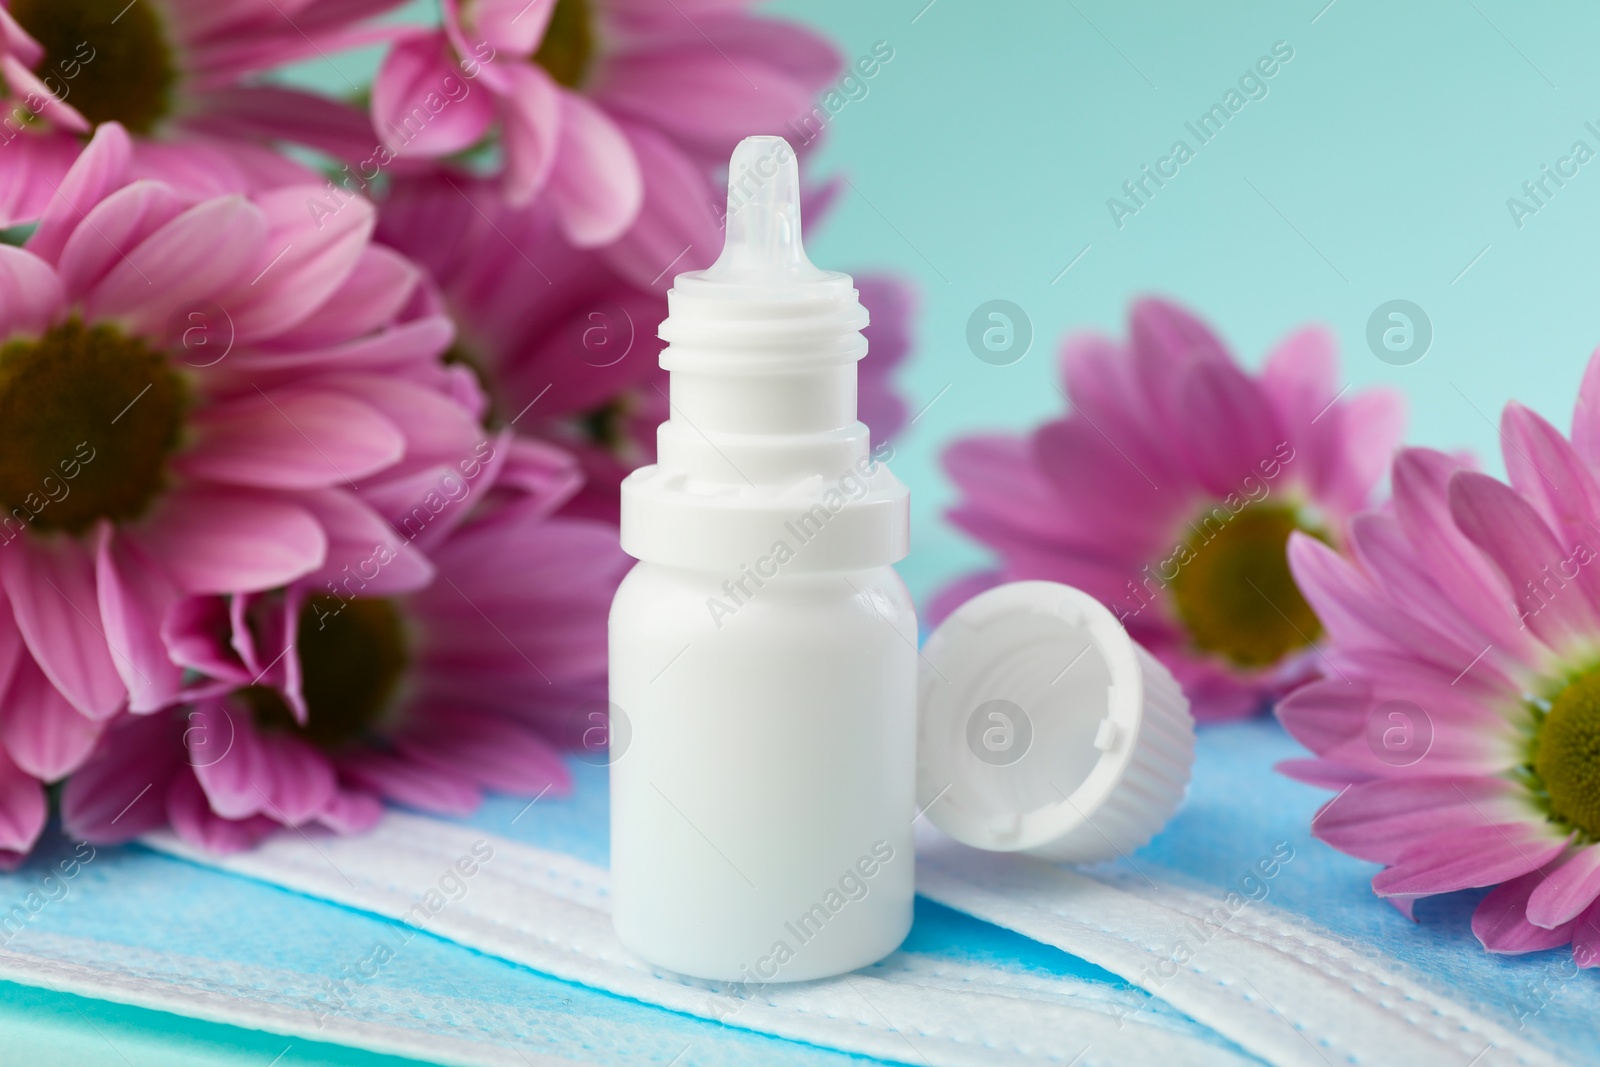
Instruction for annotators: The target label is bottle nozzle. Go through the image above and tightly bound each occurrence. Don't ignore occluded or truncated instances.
[702,135,825,284]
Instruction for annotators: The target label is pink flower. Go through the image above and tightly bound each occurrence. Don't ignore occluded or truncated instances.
[0,122,476,860]
[935,298,1405,721]
[370,0,840,283]
[0,0,401,225]
[375,171,915,522]
[61,458,629,852]
[1281,347,1600,965]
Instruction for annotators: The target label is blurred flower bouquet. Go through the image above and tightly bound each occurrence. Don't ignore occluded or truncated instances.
[0,0,911,865]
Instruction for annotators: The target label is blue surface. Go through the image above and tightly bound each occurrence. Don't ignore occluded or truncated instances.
[2,724,1592,1064]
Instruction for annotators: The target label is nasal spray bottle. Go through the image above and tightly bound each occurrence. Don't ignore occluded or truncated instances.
[610,136,916,982]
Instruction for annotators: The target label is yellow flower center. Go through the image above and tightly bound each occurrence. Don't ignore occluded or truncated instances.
[531,0,595,89]
[0,319,187,533]
[247,596,409,750]
[1531,669,1600,840]
[1166,504,1323,670]
[10,0,177,134]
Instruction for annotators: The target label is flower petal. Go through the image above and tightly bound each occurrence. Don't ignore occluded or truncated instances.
[1127,297,1229,423]
[1273,677,1369,756]
[85,196,270,335]
[594,28,824,155]
[337,748,482,815]
[1500,400,1600,550]
[0,746,45,855]
[0,131,78,230]
[254,730,337,825]
[460,0,554,54]
[314,786,383,835]
[1374,821,1570,898]
[0,655,105,780]
[26,122,132,264]
[0,535,125,720]
[96,526,184,713]
[294,489,435,596]
[186,86,380,161]
[1170,349,1284,498]
[0,245,64,338]
[1348,513,1498,670]
[498,63,561,205]
[269,245,421,349]
[1287,533,1469,672]
[1313,776,1524,864]
[1391,449,1534,661]
[1315,388,1406,519]
[1473,871,1577,954]
[161,595,249,685]
[394,708,570,796]
[187,701,267,820]
[166,771,280,854]
[1527,844,1600,928]
[175,389,406,489]
[220,187,376,341]
[61,711,182,843]
[316,373,482,477]
[543,92,642,247]
[1450,470,1600,654]
[1274,758,1370,789]
[134,487,327,595]
[372,32,490,157]
[598,122,719,289]
[0,54,86,131]
[55,180,187,302]
[1571,345,1600,471]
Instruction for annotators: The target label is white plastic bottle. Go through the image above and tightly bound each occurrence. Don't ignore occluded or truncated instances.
[609,135,915,983]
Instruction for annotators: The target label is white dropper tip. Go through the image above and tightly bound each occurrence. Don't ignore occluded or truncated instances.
[701,135,827,284]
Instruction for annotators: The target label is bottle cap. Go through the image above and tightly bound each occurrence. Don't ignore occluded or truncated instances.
[916,580,1194,863]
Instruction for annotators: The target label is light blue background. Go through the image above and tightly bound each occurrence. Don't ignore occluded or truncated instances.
[765,0,1600,604]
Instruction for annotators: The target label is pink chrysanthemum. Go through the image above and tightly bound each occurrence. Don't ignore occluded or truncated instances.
[370,0,839,282]
[1281,349,1600,964]
[61,452,628,852]
[0,0,401,225]
[935,298,1404,721]
[375,171,914,522]
[0,122,477,864]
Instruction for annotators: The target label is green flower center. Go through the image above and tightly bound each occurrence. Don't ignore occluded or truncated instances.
[1531,669,1600,840]
[248,596,410,750]
[10,0,177,134]
[531,0,595,89]
[580,394,632,451]
[0,319,187,534]
[1166,504,1323,670]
